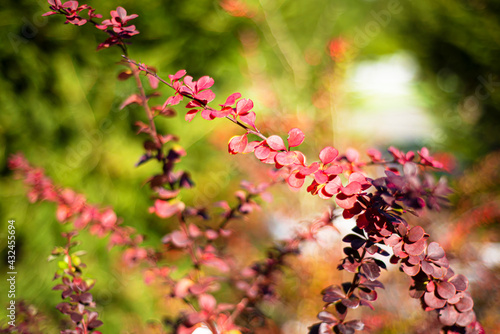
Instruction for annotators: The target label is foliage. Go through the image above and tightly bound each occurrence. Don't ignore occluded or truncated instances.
[1,1,499,334]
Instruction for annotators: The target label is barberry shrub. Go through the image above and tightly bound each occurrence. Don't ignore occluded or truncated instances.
[3,1,487,334]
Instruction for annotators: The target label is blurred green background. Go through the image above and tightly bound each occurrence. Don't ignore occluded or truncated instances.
[1,0,500,332]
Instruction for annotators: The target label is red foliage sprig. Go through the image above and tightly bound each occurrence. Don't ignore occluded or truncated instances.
[51,231,103,334]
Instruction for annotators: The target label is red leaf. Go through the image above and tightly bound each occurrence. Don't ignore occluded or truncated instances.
[100,209,117,228]
[266,135,286,151]
[401,262,420,276]
[194,89,215,103]
[287,171,305,188]
[117,70,133,80]
[407,226,425,242]
[361,262,381,281]
[235,98,254,115]
[404,238,427,256]
[319,147,339,164]
[341,296,360,309]
[427,242,445,260]
[171,230,191,248]
[275,151,298,166]
[449,274,469,292]
[120,94,143,109]
[152,199,183,219]
[341,182,362,196]
[335,193,357,209]
[455,310,476,327]
[288,128,305,147]
[221,92,241,106]
[199,294,217,312]
[439,304,459,326]
[185,109,199,122]
[148,75,159,89]
[228,134,248,154]
[436,281,457,300]
[169,69,186,81]
[254,146,270,161]
[455,294,474,312]
[424,291,446,309]
[324,177,342,195]
[196,76,214,91]
[239,111,256,129]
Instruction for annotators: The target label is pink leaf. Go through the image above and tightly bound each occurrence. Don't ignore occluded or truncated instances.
[152,199,183,219]
[287,171,305,188]
[199,294,217,312]
[319,146,339,164]
[266,135,286,151]
[407,226,425,242]
[196,76,214,91]
[424,291,447,309]
[164,94,183,107]
[169,70,186,81]
[194,89,215,103]
[404,238,427,256]
[324,177,342,195]
[148,75,159,89]
[100,209,117,228]
[228,134,248,154]
[287,128,305,148]
[120,94,143,110]
[221,92,241,106]
[255,145,271,160]
[341,182,361,196]
[275,151,297,166]
[171,230,191,248]
[436,281,457,300]
[236,98,254,115]
[185,109,199,122]
[239,111,256,129]
[116,6,127,21]
[335,193,357,209]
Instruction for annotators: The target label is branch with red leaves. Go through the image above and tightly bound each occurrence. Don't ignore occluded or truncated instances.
[10,1,486,333]
[127,58,482,333]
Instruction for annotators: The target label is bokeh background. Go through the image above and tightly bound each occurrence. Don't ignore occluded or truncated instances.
[1,0,500,332]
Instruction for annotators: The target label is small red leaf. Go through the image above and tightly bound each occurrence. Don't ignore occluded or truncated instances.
[319,146,339,164]
[455,294,474,312]
[436,281,457,300]
[171,230,191,248]
[407,226,425,242]
[288,128,305,147]
[236,98,254,115]
[287,171,305,188]
[275,151,297,166]
[424,291,446,309]
[455,310,475,327]
[427,242,445,260]
[362,262,381,281]
[404,238,427,256]
[255,145,271,160]
[239,111,256,129]
[228,134,248,154]
[221,92,241,106]
[120,94,142,110]
[335,193,357,209]
[266,135,286,151]
[341,182,362,196]
[198,294,216,312]
[449,274,469,292]
[196,76,214,91]
[439,304,459,326]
